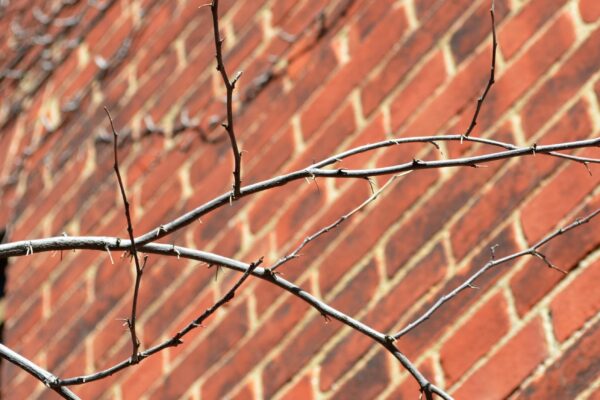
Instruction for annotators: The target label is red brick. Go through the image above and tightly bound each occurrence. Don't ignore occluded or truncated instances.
[348,0,395,46]
[277,374,314,400]
[499,0,568,60]
[148,301,248,399]
[361,0,472,116]
[243,125,295,184]
[551,258,600,342]
[330,350,389,400]
[319,168,438,294]
[456,12,576,136]
[440,292,511,385]
[319,245,447,391]
[200,294,310,400]
[511,196,600,316]
[518,317,600,399]
[451,98,592,261]
[452,318,548,400]
[521,23,600,138]
[120,352,165,400]
[385,162,497,277]
[396,226,519,361]
[247,103,355,233]
[231,1,267,32]
[521,148,599,243]
[262,262,379,398]
[390,50,447,132]
[450,0,509,64]
[382,358,436,399]
[300,5,408,138]
[580,0,600,23]
[142,268,213,344]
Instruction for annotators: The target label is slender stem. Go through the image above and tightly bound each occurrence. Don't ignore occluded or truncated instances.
[210,0,243,198]
[393,207,600,339]
[464,0,496,137]
[105,107,142,361]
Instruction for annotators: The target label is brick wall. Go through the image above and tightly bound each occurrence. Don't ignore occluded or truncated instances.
[1,0,600,399]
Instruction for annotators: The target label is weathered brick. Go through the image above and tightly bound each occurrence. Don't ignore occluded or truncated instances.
[452,317,548,400]
[511,197,600,316]
[580,0,600,23]
[520,23,600,137]
[440,292,511,385]
[550,258,600,342]
[518,317,600,399]
[330,350,389,400]
[499,0,568,60]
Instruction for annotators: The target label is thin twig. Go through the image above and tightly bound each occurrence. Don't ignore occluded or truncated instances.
[270,173,407,271]
[105,107,143,362]
[393,207,600,339]
[58,257,263,385]
[464,0,496,138]
[209,0,243,198]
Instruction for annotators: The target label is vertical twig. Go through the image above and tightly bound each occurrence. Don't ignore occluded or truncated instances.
[209,0,243,198]
[464,0,497,138]
[105,107,143,362]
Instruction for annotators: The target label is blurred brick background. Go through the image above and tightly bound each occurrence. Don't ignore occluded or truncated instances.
[1,0,600,398]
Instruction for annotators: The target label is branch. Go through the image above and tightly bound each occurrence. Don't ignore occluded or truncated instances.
[0,237,447,396]
[269,173,406,271]
[209,0,243,198]
[105,107,143,362]
[129,135,600,245]
[0,344,80,399]
[58,257,263,386]
[0,138,597,257]
[464,0,497,137]
[393,207,600,339]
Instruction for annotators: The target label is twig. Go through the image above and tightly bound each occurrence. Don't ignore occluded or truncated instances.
[105,107,143,362]
[209,0,243,198]
[393,207,600,339]
[58,257,263,385]
[464,0,496,138]
[270,173,407,271]
[0,344,80,399]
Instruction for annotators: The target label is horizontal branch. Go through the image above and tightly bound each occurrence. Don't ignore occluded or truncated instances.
[130,135,600,245]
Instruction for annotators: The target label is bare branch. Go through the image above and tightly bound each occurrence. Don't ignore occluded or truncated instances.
[130,135,600,246]
[464,0,497,137]
[209,0,243,198]
[105,107,143,362]
[393,207,600,339]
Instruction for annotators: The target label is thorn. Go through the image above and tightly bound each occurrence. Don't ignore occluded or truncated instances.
[105,244,114,264]
[490,244,499,260]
